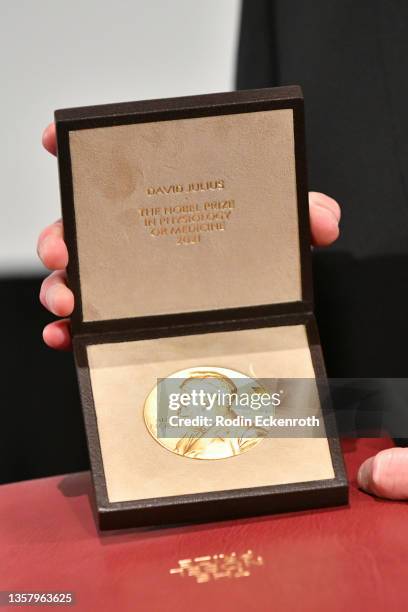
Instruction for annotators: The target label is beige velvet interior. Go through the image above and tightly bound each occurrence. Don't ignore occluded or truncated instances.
[87,325,334,504]
[69,108,301,322]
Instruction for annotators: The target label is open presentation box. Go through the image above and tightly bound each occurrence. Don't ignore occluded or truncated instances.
[55,86,348,530]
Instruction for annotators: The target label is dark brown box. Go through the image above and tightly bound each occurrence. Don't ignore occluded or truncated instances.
[55,86,348,530]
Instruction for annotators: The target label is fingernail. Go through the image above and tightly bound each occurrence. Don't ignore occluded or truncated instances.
[357,456,374,492]
[314,202,340,226]
[45,284,59,314]
[37,234,52,261]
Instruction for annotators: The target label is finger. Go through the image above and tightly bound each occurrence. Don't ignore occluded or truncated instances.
[42,123,57,156]
[40,270,74,317]
[43,319,72,351]
[309,192,341,247]
[309,191,341,222]
[37,220,68,270]
[358,448,408,500]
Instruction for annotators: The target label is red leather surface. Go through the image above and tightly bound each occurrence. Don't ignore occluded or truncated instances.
[0,438,406,612]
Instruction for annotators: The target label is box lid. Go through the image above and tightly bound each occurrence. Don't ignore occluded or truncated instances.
[55,86,312,334]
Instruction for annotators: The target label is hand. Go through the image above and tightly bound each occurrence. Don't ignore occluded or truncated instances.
[38,123,341,350]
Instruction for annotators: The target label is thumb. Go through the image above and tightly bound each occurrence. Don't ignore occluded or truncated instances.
[358,447,408,500]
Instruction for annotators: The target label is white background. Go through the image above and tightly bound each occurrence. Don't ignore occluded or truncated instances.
[0,0,241,273]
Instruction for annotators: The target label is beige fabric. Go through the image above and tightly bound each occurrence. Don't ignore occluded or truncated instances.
[69,109,301,322]
[87,325,335,504]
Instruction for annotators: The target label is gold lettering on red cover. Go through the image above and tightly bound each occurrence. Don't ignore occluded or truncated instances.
[169,550,264,583]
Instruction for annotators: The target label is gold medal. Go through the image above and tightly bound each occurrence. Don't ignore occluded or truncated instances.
[143,366,267,460]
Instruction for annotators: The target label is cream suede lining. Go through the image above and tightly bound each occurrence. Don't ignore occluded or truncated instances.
[87,325,334,504]
[69,109,301,322]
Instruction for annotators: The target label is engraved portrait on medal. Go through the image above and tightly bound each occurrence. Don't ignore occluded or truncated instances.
[143,366,274,460]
